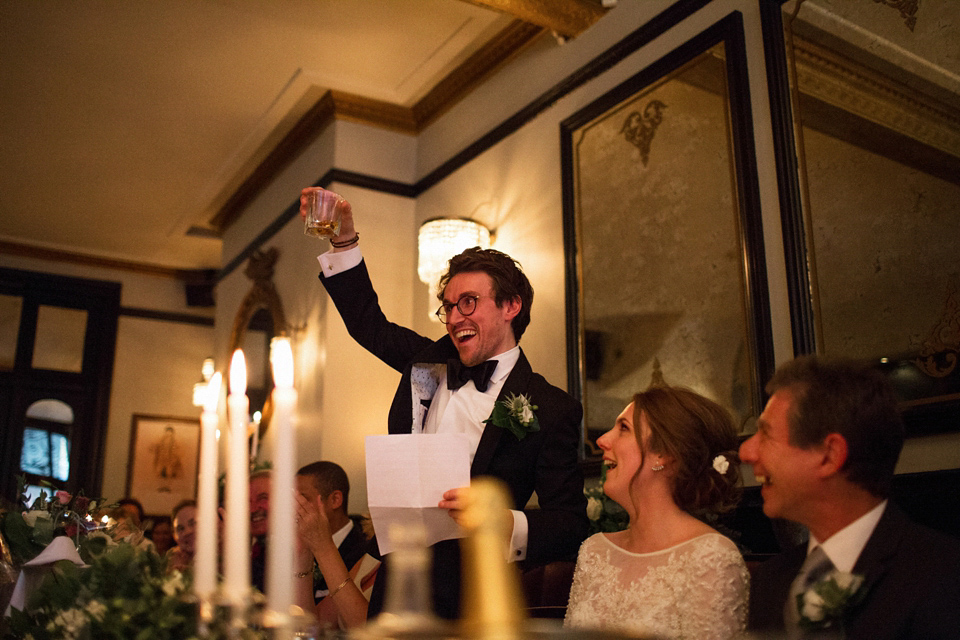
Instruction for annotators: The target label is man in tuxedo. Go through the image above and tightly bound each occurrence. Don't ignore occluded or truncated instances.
[740,355,960,639]
[295,460,370,602]
[302,188,588,619]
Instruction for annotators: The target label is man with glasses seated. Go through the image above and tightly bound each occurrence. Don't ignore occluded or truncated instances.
[300,188,588,620]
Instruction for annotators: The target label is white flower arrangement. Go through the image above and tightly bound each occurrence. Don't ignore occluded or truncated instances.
[712,454,730,475]
[586,496,604,521]
[797,569,867,632]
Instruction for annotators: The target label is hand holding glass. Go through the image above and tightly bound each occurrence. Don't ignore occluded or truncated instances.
[304,188,347,238]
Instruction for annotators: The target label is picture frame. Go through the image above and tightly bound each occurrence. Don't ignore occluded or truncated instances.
[126,413,201,517]
[561,13,774,461]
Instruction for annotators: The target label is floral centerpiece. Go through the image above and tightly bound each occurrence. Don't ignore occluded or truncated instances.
[5,543,198,640]
[0,476,113,567]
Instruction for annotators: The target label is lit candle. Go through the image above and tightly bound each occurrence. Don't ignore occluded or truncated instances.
[267,337,297,615]
[250,411,261,462]
[225,349,251,604]
[195,371,221,599]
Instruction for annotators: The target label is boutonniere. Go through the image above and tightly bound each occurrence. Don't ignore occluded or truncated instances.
[484,393,540,440]
[797,569,867,632]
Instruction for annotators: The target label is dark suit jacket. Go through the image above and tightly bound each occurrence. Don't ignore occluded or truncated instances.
[748,502,960,639]
[321,260,588,618]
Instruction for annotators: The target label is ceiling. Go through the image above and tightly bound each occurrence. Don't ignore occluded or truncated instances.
[0,0,609,273]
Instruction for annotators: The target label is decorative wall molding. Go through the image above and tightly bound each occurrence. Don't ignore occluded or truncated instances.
[872,0,920,32]
[0,240,198,280]
[793,36,960,161]
[620,100,667,166]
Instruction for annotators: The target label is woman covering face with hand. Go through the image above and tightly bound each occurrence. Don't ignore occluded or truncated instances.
[564,385,749,640]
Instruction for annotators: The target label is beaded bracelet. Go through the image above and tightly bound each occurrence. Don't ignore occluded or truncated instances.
[330,232,359,248]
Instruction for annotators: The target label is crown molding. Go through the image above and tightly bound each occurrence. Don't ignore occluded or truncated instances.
[210,19,545,235]
[0,240,208,281]
[793,35,960,164]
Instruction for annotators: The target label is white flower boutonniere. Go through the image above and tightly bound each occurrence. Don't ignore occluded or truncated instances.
[797,569,867,632]
[484,393,540,440]
[712,454,730,475]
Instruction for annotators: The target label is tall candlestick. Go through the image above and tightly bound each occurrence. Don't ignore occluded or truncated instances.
[225,349,251,605]
[195,371,222,599]
[267,337,297,615]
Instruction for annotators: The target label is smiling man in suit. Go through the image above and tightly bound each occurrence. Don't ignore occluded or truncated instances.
[301,188,588,619]
[740,355,960,639]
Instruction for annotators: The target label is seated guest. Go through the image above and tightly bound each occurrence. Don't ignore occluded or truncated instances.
[741,356,960,639]
[249,469,271,592]
[294,461,371,600]
[117,497,145,527]
[167,500,197,572]
[294,463,379,630]
[150,516,175,556]
[564,386,748,639]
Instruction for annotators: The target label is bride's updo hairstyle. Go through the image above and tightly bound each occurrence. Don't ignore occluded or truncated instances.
[633,385,742,514]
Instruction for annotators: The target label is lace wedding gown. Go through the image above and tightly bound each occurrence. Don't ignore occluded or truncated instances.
[564,532,749,640]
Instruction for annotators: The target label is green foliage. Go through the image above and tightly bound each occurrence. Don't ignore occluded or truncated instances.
[584,467,629,534]
[5,543,199,640]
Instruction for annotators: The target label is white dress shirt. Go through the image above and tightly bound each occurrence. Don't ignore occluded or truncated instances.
[811,499,887,572]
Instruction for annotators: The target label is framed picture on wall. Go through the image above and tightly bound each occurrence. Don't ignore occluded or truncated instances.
[126,414,201,517]
[561,13,775,460]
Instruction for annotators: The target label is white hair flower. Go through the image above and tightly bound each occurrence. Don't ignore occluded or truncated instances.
[712,454,730,475]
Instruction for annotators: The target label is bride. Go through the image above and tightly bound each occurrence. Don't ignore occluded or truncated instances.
[564,385,749,639]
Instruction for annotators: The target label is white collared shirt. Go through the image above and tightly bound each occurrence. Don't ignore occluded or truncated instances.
[331,518,354,549]
[811,499,887,573]
[423,345,520,462]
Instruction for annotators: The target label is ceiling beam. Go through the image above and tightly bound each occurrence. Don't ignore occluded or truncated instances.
[459,0,610,39]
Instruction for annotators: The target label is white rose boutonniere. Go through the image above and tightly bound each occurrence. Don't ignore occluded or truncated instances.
[797,569,867,632]
[484,393,540,440]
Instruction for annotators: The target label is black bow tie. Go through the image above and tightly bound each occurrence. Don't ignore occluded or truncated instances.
[447,358,498,392]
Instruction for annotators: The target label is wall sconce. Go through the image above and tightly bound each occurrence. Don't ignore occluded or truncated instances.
[191,357,216,407]
[418,218,491,321]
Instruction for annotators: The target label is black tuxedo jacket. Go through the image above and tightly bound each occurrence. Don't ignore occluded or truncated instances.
[748,502,960,639]
[321,260,588,618]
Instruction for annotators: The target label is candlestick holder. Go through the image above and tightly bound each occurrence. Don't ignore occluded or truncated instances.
[198,589,264,639]
[260,605,321,640]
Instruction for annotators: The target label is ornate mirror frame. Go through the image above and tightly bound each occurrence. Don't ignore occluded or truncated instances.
[561,12,775,460]
[228,247,289,434]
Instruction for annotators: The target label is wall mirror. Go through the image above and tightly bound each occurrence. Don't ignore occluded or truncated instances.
[561,13,774,458]
[229,247,289,435]
[778,0,960,435]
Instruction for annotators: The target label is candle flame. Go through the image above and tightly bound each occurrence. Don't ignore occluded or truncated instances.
[204,371,222,412]
[230,349,247,394]
[270,337,294,388]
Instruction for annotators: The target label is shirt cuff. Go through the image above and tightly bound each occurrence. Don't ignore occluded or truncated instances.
[508,510,528,563]
[317,245,362,275]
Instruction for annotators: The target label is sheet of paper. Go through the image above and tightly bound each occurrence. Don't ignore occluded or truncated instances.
[365,433,471,554]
